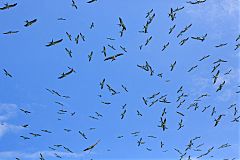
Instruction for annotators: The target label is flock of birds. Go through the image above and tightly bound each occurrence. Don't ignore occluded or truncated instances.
[1,0,240,160]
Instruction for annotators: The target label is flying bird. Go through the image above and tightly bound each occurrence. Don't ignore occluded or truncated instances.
[90,22,95,29]
[215,43,227,48]
[0,3,17,10]
[88,51,93,62]
[79,131,87,139]
[65,48,72,58]
[87,0,97,3]
[191,33,207,41]
[162,42,170,51]
[46,39,63,47]
[216,81,225,92]
[58,67,76,79]
[170,61,177,71]
[3,69,12,77]
[3,31,19,35]
[168,8,176,21]
[118,17,126,31]
[214,114,225,127]
[24,19,37,27]
[100,78,105,89]
[187,0,207,4]
[179,37,189,45]
[137,138,145,146]
[199,55,210,61]
[104,53,123,61]
[83,140,100,151]
[66,32,72,41]
[72,0,78,9]
[20,108,31,114]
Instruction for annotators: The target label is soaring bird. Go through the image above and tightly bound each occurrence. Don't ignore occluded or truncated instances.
[104,53,123,61]
[187,0,206,4]
[0,3,17,10]
[83,140,100,151]
[3,31,19,35]
[46,39,63,47]
[118,17,126,31]
[170,61,176,71]
[191,33,207,41]
[87,0,97,3]
[214,114,225,127]
[100,78,105,89]
[24,19,37,27]
[3,69,12,77]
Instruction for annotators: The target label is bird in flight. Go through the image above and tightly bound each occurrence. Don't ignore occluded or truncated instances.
[146,9,153,18]
[104,53,123,61]
[187,65,198,72]
[79,131,88,139]
[88,51,93,62]
[120,46,127,52]
[24,19,37,27]
[137,138,145,146]
[3,31,19,35]
[100,78,105,89]
[214,114,225,127]
[64,129,72,132]
[57,18,66,21]
[20,108,31,114]
[118,17,126,31]
[66,32,72,41]
[137,110,143,116]
[58,67,76,79]
[20,135,30,140]
[3,69,12,77]
[158,117,167,131]
[71,0,78,9]
[118,17,126,37]
[39,153,45,160]
[46,39,63,47]
[29,132,41,137]
[187,0,207,4]
[211,63,220,73]
[191,33,207,42]
[170,61,177,71]
[179,37,189,45]
[235,43,240,50]
[215,43,227,48]
[168,8,176,21]
[216,81,225,92]
[173,6,184,12]
[199,55,210,61]
[102,46,107,57]
[121,85,128,92]
[177,24,192,38]
[121,109,127,119]
[41,130,52,133]
[213,70,220,84]
[178,119,184,130]
[87,0,97,3]
[0,3,17,10]
[169,25,176,34]
[65,48,72,58]
[83,140,101,151]
[162,42,170,51]
[145,36,152,46]
[90,22,95,29]
[80,33,85,41]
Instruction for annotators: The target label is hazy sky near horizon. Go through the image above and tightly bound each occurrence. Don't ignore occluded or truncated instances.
[0,0,239,160]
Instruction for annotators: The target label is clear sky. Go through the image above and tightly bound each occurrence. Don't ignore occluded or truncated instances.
[0,0,239,160]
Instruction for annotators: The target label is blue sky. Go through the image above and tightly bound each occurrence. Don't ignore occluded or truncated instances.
[0,0,239,159]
